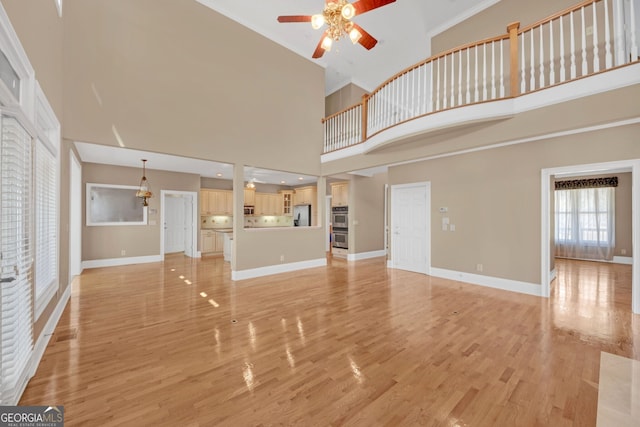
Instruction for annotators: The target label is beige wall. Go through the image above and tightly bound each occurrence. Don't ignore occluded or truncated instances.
[82,163,200,260]
[389,123,640,285]
[325,83,368,116]
[431,0,577,54]
[62,0,325,175]
[351,173,387,254]
[553,173,633,258]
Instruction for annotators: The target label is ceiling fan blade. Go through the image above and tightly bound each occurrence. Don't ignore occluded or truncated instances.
[277,15,312,23]
[351,0,396,15]
[352,23,378,50]
[312,31,329,59]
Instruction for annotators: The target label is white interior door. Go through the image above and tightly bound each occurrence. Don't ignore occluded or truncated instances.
[164,196,186,254]
[391,183,430,274]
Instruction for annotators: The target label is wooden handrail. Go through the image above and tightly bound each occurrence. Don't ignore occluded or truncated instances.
[321,103,362,123]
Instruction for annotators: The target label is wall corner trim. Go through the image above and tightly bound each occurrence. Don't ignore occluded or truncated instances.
[430,267,542,297]
[347,249,387,261]
[231,258,327,281]
[82,255,162,269]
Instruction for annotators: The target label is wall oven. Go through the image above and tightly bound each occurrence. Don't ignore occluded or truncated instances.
[332,228,348,249]
[331,206,348,229]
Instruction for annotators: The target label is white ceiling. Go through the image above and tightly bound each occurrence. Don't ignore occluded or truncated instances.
[196,0,501,94]
[74,142,318,186]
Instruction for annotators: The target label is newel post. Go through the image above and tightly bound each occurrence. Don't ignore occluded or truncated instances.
[361,93,369,142]
[507,21,520,97]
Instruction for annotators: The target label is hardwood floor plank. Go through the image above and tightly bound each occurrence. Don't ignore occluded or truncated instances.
[19,256,639,425]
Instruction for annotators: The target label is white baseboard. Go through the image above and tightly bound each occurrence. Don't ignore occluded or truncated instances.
[347,249,387,261]
[82,254,162,269]
[232,258,327,281]
[17,284,72,405]
[195,251,202,258]
[613,256,633,265]
[550,268,557,283]
[430,267,542,297]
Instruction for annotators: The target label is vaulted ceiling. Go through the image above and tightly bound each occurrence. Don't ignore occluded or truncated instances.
[196,0,501,94]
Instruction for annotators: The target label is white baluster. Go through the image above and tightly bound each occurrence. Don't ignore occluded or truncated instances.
[412,67,417,117]
[530,28,536,89]
[458,51,463,106]
[630,0,638,61]
[560,15,566,82]
[474,46,479,102]
[466,49,471,104]
[604,0,612,68]
[593,3,600,72]
[450,53,455,107]
[570,11,577,78]
[483,43,488,100]
[491,40,497,99]
[436,58,441,111]
[613,0,626,65]
[549,20,555,85]
[581,7,588,75]
[499,39,505,97]
[429,61,434,113]
[539,25,546,87]
[443,55,448,109]
[521,32,526,93]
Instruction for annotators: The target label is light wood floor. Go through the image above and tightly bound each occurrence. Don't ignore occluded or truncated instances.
[20,256,639,426]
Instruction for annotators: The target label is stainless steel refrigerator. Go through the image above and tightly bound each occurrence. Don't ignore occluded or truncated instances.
[293,204,311,226]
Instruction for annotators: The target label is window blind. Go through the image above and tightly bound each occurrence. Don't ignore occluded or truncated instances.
[34,138,57,307]
[0,115,33,405]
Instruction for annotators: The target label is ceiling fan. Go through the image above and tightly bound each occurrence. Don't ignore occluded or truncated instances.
[277,0,396,58]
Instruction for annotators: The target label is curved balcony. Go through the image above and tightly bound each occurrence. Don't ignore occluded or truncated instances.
[321,0,640,162]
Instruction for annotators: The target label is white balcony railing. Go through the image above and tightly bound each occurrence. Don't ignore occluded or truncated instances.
[322,0,639,154]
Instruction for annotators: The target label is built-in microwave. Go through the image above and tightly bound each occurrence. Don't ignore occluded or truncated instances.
[331,206,348,228]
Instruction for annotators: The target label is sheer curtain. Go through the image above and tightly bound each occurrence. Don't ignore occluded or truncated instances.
[555,186,615,260]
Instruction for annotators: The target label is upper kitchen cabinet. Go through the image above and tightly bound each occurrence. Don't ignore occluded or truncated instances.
[293,186,316,205]
[279,190,293,216]
[200,189,233,215]
[331,182,349,207]
[254,193,280,215]
[244,188,256,206]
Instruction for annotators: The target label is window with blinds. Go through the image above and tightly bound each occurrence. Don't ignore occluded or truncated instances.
[0,115,33,405]
[34,138,57,311]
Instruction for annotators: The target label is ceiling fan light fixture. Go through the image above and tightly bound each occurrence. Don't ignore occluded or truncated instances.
[321,36,333,51]
[311,14,325,29]
[341,3,356,20]
[349,28,362,44]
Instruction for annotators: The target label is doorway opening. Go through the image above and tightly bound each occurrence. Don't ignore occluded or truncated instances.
[160,190,198,259]
[541,159,640,314]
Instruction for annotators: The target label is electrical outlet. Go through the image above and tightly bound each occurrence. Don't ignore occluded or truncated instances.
[476,263,483,272]
[121,249,126,256]
[280,255,284,262]
[621,249,627,255]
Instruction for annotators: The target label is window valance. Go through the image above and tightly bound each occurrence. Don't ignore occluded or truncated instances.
[554,177,618,190]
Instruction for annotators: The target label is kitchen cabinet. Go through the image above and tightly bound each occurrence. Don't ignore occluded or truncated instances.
[201,230,216,253]
[255,193,280,215]
[244,188,256,206]
[279,190,293,216]
[293,186,316,205]
[201,230,226,254]
[331,182,349,207]
[200,189,233,215]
